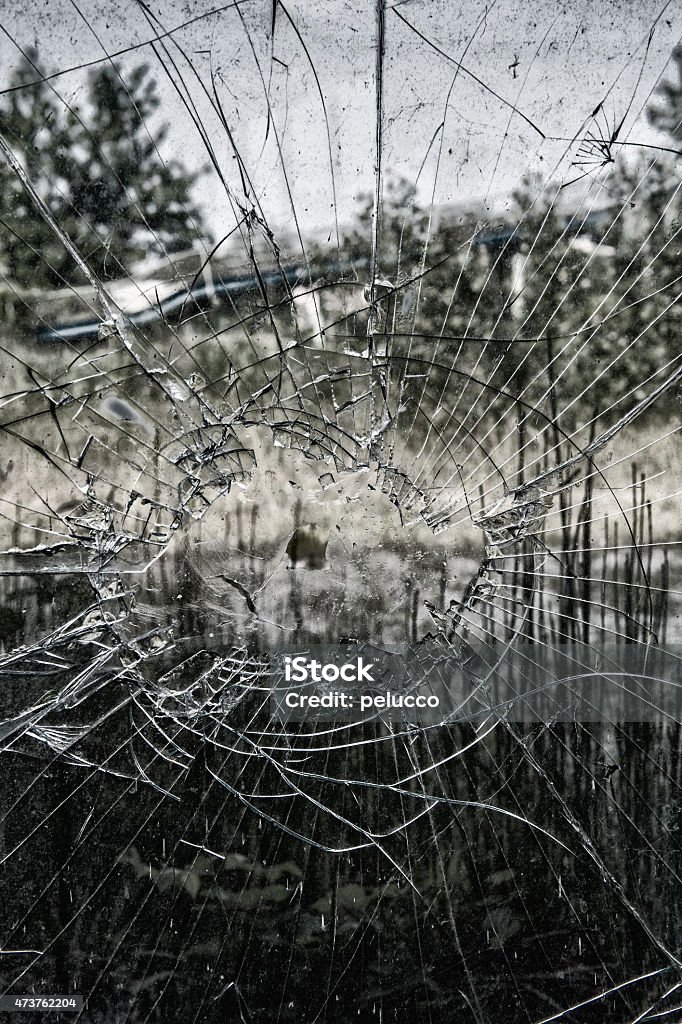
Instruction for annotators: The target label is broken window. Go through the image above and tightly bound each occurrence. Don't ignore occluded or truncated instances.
[1,2,682,1021]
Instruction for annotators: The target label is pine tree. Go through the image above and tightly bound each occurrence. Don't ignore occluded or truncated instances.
[0,53,206,290]
[647,44,682,142]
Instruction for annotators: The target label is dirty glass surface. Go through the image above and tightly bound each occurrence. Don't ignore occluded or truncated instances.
[1,1,682,1021]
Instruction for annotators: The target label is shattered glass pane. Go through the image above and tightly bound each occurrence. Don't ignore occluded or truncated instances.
[1,1,682,1021]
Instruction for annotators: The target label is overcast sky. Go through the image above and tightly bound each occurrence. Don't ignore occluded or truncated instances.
[0,0,679,252]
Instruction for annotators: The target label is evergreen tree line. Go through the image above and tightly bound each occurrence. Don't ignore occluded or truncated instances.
[0,51,206,289]
[338,48,682,427]
[0,46,679,432]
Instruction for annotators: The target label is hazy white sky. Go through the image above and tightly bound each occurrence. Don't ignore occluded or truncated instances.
[0,0,679,250]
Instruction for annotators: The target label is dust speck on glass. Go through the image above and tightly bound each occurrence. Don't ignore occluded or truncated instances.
[0,1,681,1021]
